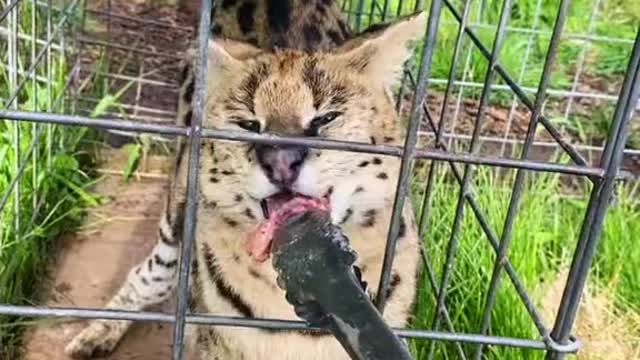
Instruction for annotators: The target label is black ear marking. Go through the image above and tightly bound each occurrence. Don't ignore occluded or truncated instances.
[222,0,237,9]
[237,1,257,34]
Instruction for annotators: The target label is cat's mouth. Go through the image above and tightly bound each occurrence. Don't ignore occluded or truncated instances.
[259,192,296,220]
[249,192,331,262]
[259,190,333,219]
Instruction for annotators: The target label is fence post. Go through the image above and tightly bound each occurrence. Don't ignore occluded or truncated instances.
[546,27,640,360]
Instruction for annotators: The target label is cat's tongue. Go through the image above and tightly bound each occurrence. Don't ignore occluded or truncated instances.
[246,193,330,262]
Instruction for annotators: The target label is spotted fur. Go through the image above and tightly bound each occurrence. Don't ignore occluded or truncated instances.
[66,1,426,359]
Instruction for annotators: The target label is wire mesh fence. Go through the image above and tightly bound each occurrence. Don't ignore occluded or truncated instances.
[0,0,639,359]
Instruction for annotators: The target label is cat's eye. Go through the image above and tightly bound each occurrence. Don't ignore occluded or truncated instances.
[233,120,261,133]
[305,111,342,136]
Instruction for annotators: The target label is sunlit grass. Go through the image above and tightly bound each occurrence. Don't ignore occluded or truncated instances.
[409,165,640,359]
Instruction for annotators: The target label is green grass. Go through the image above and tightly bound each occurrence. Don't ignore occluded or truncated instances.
[348,0,639,86]
[407,165,640,359]
[0,2,101,357]
[347,0,640,147]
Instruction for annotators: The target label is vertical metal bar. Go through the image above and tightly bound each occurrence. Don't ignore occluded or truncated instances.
[60,0,67,64]
[171,0,212,358]
[354,0,366,32]
[562,0,601,124]
[498,0,543,157]
[374,0,444,312]
[367,0,376,30]
[381,0,390,21]
[427,0,513,358]
[558,0,601,166]
[71,0,87,116]
[395,70,408,114]
[8,0,21,237]
[394,0,404,19]
[46,0,53,166]
[546,28,640,360]
[417,0,472,237]
[473,1,572,358]
[341,0,349,13]
[346,0,353,26]
[31,0,39,211]
[104,0,112,93]
[447,0,487,150]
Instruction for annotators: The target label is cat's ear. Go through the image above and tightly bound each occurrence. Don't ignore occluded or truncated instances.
[333,12,426,86]
[207,38,263,75]
[199,37,264,94]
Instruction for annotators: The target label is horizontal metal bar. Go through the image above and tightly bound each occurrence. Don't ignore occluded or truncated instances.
[415,144,603,176]
[459,21,635,45]
[0,304,580,353]
[77,68,180,88]
[86,8,193,31]
[392,330,577,353]
[77,37,184,60]
[425,77,622,102]
[0,110,188,135]
[0,66,56,84]
[0,304,174,322]
[418,131,640,158]
[77,96,178,116]
[0,110,608,177]
[74,109,176,124]
[0,26,64,53]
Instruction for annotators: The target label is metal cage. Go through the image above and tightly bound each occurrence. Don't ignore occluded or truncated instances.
[0,0,639,359]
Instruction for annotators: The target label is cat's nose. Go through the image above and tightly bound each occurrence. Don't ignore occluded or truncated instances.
[255,145,309,189]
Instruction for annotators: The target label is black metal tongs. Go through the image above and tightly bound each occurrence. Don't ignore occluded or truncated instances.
[271,209,414,360]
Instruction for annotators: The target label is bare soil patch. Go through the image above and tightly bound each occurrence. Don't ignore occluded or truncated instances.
[20,149,198,359]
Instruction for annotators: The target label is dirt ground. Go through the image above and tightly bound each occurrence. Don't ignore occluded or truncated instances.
[539,269,640,360]
[20,150,195,360]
